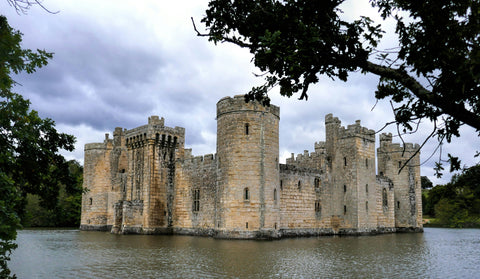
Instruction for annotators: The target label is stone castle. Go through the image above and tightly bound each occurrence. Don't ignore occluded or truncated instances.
[80,95,423,238]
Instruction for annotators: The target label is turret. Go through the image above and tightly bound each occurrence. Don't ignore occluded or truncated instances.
[215,95,280,238]
[325,115,377,232]
[377,133,422,231]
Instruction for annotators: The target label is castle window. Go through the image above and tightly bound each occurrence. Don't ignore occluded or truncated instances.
[274,223,277,230]
[298,180,301,191]
[315,201,321,214]
[366,201,369,212]
[366,184,368,193]
[273,188,277,203]
[314,178,320,189]
[344,185,347,193]
[399,161,402,168]
[89,197,93,205]
[344,205,347,215]
[383,189,388,208]
[344,157,347,166]
[245,123,249,135]
[280,180,283,191]
[246,222,248,229]
[366,158,368,168]
[193,189,200,212]
[244,187,250,201]
[397,201,400,209]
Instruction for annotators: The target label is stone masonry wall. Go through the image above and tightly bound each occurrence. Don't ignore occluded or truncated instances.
[174,154,217,234]
[81,138,113,230]
[378,133,422,230]
[279,165,331,233]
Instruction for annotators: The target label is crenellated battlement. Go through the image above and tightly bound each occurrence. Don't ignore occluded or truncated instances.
[379,133,420,152]
[326,113,375,141]
[125,116,185,150]
[340,120,375,141]
[216,95,280,119]
[181,153,217,167]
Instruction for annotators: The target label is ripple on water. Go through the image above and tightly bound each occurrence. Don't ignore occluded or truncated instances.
[10,228,480,278]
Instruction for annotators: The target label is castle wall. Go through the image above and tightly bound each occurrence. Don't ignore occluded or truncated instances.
[279,165,333,235]
[376,176,395,229]
[174,154,217,234]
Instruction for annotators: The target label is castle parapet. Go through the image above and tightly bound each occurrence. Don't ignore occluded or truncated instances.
[338,119,375,141]
[379,133,420,152]
[216,95,280,119]
[124,116,185,151]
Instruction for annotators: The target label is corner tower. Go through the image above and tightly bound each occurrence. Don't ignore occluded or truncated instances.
[377,133,422,231]
[325,115,377,233]
[216,95,280,238]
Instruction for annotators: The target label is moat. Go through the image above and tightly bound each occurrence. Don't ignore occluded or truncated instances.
[10,228,480,278]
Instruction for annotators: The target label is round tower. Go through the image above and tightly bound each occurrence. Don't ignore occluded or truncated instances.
[216,95,280,238]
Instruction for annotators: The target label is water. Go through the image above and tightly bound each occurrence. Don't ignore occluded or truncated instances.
[9,228,480,278]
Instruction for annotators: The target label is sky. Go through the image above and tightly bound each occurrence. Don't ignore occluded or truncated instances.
[1,0,478,185]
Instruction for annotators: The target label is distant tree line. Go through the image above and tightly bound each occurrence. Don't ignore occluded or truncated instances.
[422,165,480,228]
[22,160,84,227]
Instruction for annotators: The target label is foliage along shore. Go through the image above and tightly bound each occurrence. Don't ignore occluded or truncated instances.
[422,164,480,229]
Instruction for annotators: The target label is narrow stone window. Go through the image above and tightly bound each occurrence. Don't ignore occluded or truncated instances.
[366,158,368,168]
[344,205,347,215]
[280,180,283,191]
[397,201,400,209]
[245,123,249,135]
[244,187,250,201]
[298,180,301,191]
[273,188,277,203]
[89,197,93,205]
[344,157,347,166]
[246,222,248,229]
[344,184,347,193]
[366,184,368,193]
[366,201,369,212]
[383,188,388,208]
[399,161,402,168]
[315,201,321,213]
[274,223,277,230]
[193,189,200,212]
[314,178,320,189]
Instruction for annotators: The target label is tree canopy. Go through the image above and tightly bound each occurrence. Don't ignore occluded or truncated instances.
[0,15,75,278]
[198,0,480,174]
[423,164,480,227]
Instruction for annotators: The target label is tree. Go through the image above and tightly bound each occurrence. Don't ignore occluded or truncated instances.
[421,176,433,190]
[0,15,75,277]
[423,164,480,227]
[197,0,480,175]
[23,160,83,228]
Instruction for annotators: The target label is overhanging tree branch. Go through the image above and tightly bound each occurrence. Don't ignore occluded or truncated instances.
[362,61,480,131]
